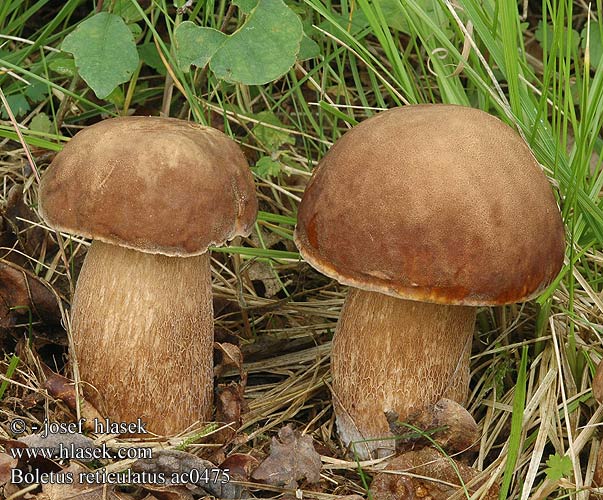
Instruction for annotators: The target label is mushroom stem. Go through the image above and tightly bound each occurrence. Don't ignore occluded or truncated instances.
[71,241,213,435]
[332,288,476,459]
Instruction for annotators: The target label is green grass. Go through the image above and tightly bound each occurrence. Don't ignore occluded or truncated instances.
[0,355,20,401]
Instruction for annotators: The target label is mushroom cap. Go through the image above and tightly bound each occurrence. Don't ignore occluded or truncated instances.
[40,116,258,256]
[294,104,565,306]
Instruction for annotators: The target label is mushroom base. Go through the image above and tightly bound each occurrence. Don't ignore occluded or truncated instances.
[70,241,213,435]
[332,289,476,459]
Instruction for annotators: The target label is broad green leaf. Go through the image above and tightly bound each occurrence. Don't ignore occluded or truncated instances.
[24,80,47,102]
[318,10,369,36]
[252,111,295,151]
[109,0,145,22]
[535,20,580,55]
[62,12,139,99]
[210,0,303,85]
[129,22,142,40]
[581,25,603,69]
[138,42,167,75]
[173,21,226,72]
[377,0,449,34]
[298,35,320,60]
[254,156,281,178]
[233,0,257,14]
[544,453,572,481]
[105,86,125,107]
[48,54,76,77]
[1,94,29,118]
[30,113,53,134]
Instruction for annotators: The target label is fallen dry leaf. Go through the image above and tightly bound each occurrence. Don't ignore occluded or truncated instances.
[0,261,61,328]
[1,185,46,263]
[38,463,122,500]
[43,367,104,427]
[136,484,194,500]
[215,381,248,443]
[1,436,61,478]
[387,398,479,454]
[594,441,603,491]
[251,424,322,488]
[219,453,260,481]
[0,452,18,486]
[214,342,244,378]
[593,361,603,404]
[132,449,249,499]
[369,448,498,500]
[247,260,282,297]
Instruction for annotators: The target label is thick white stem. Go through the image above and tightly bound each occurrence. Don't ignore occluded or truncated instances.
[332,288,476,458]
[71,241,213,435]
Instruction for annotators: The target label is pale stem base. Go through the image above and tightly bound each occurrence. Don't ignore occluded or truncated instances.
[332,288,476,458]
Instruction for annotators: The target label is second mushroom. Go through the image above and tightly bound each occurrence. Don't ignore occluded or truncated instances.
[294,104,565,458]
[39,116,257,435]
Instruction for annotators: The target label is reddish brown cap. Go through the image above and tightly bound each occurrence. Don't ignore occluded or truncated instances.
[294,104,565,306]
[40,116,257,256]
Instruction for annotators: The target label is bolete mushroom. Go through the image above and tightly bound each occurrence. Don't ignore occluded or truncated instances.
[294,104,565,458]
[39,116,257,435]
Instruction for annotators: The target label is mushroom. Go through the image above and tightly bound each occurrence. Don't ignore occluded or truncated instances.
[294,104,565,458]
[39,116,257,435]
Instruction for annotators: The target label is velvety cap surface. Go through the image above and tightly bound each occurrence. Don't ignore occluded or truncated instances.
[295,104,565,305]
[40,116,257,256]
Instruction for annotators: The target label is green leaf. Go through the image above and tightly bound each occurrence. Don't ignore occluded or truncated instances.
[1,94,29,118]
[109,0,145,23]
[61,12,139,99]
[138,42,167,75]
[535,20,580,55]
[105,86,125,107]
[581,25,603,69]
[298,35,320,61]
[29,113,53,134]
[233,0,258,14]
[377,0,448,34]
[24,80,48,102]
[210,0,303,85]
[48,54,76,77]
[317,10,369,36]
[544,453,572,481]
[173,21,227,72]
[253,111,295,151]
[129,22,142,40]
[253,156,281,178]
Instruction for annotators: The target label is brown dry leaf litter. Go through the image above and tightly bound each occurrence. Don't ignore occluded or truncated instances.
[43,367,104,427]
[219,453,260,481]
[1,185,47,265]
[369,447,499,499]
[131,449,249,499]
[37,463,122,500]
[0,452,18,487]
[251,424,322,488]
[387,398,480,454]
[0,262,61,328]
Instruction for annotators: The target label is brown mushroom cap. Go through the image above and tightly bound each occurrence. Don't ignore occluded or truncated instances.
[295,104,565,306]
[40,116,257,256]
